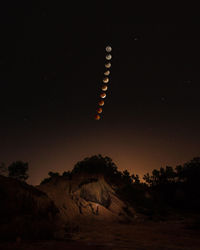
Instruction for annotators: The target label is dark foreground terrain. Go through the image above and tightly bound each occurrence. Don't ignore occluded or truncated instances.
[1,219,200,250]
[1,156,200,249]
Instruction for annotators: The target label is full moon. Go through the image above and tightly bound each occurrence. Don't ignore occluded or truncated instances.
[102,85,108,91]
[100,93,106,99]
[105,62,111,68]
[106,54,112,60]
[104,70,110,76]
[106,46,112,52]
[98,100,104,106]
[103,77,109,83]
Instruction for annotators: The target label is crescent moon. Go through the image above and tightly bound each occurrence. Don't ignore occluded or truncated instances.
[104,70,110,76]
[106,54,112,60]
[103,77,109,83]
[102,85,108,91]
[105,62,111,68]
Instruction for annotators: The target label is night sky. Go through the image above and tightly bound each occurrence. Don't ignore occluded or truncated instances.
[1,2,200,185]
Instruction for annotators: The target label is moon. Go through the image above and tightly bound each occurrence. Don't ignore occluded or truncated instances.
[106,54,112,60]
[106,46,112,52]
[105,62,111,68]
[98,100,104,106]
[94,45,112,120]
[95,114,101,120]
[100,93,106,98]
[102,85,108,91]
[97,107,103,114]
[103,77,109,83]
[104,70,110,76]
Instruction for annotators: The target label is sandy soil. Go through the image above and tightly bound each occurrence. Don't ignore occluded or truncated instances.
[0,220,200,250]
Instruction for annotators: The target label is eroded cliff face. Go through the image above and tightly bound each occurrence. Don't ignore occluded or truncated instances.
[0,173,137,240]
[38,173,136,223]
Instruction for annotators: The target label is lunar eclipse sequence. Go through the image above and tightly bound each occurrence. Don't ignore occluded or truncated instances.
[95,46,112,120]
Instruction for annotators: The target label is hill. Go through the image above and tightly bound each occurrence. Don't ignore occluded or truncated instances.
[0,175,59,240]
[38,172,136,224]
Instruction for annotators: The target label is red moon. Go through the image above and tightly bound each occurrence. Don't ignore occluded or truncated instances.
[100,93,106,99]
[98,100,104,106]
[95,114,101,120]
[97,107,103,114]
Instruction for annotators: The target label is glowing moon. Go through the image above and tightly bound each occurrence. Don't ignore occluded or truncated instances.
[105,62,111,68]
[102,85,108,91]
[95,114,101,120]
[103,77,109,83]
[98,100,104,106]
[106,46,112,52]
[97,107,103,114]
[104,70,110,76]
[106,54,112,60]
[100,93,106,98]
[94,45,112,120]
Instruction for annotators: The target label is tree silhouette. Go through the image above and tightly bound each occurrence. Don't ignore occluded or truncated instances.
[72,154,118,177]
[143,173,151,185]
[48,171,60,178]
[143,166,176,187]
[122,170,132,184]
[142,157,200,210]
[164,166,176,183]
[8,161,29,181]
[62,171,72,178]
[40,171,60,184]
[131,173,140,184]
[0,162,7,176]
[176,157,200,185]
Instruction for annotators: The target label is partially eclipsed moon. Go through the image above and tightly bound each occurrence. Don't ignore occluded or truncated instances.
[105,62,111,68]
[100,93,106,98]
[98,100,104,106]
[95,114,101,120]
[106,54,112,60]
[103,77,109,83]
[104,70,110,76]
[102,85,108,91]
[106,46,112,52]
[94,45,112,120]
[97,107,103,114]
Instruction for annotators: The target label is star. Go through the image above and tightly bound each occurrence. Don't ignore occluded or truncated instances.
[161,97,166,102]
[184,80,192,85]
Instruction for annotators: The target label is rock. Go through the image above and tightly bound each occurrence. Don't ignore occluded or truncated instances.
[38,173,136,223]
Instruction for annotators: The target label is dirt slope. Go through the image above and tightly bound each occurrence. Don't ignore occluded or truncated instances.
[0,175,59,240]
[38,173,136,223]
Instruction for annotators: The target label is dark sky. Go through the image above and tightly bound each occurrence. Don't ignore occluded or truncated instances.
[1,2,200,185]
